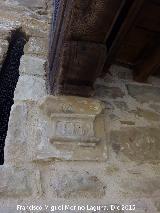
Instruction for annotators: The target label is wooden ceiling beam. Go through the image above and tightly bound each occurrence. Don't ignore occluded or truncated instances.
[101,0,145,76]
[48,0,123,97]
[134,43,160,82]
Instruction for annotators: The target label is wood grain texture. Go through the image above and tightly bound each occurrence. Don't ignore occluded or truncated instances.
[67,0,123,42]
[48,0,120,96]
[103,0,160,82]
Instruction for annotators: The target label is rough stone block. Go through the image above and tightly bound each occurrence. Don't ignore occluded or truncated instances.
[5,103,29,164]
[127,84,160,103]
[24,37,48,57]
[108,65,133,81]
[111,127,160,162]
[47,169,105,199]
[0,28,12,40]
[121,176,160,200]
[0,4,49,38]
[0,166,32,197]
[19,55,47,77]
[0,39,9,64]
[0,18,21,31]
[5,0,46,9]
[149,103,160,114]
[14,75,47,101]
[5,96,107,164]
[130,108,160,122]
[95,85,125,100]
[113,101,129,111]
[23,18,49,38]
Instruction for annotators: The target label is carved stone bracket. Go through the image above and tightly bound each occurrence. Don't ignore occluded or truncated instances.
[5,96,108,164]
[36,96,108,161]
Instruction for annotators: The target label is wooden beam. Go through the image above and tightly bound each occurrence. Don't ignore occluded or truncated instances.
[48,0,123,97]
[134,44,160,82]
[102,0,145,76]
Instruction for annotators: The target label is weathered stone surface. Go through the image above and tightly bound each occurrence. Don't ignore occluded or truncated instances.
[108,65,133,81]
[6,0,46,9]
[0,39,9,64]
[0,18,21,31]
[0,3,49,38]
[49,170,105,199]
[19,55,47,77]
[14,75,47,101]
[36,96,107,161]
[121,176,160,197]
[1,0,160,208]
[5,96,107,164]
[154,198,160,212]
[95,85,125,99]
[127,84,160,103]
[0,166,32,197]
[39,95,104,115]
[0,28,12,40]
[111,127,160,162]
[113,101,129,111]
[149,104,160,114]
[24,37,48,57]
[5,103,28,164]
[23,19,49,38]
[130,108,160,122]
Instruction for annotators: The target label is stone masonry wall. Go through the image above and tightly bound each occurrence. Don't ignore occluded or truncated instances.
[95,65,160,163]
[0,0,52,100]
[0,1,160,213]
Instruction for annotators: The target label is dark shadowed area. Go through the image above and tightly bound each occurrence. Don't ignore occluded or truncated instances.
[0,30,27,164]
